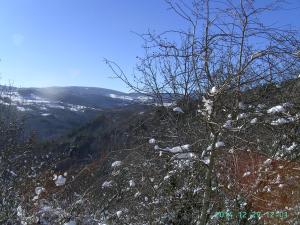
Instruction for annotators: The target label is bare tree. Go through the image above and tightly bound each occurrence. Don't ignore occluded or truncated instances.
[104,0,300,225]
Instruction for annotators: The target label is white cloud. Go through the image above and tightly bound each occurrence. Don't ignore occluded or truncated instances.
[12,33,25,46]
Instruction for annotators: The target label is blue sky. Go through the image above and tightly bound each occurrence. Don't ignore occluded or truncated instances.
[0,0,299,92]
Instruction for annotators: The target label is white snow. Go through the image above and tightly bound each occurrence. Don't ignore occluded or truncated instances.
[102,181,113,188]
[263,158,272,166]
[262,185,271,192]
[109,93,133,101]
[111,161,122,168]
[173,107,184,113]
[129,180,135,187]
[169,144,190,153]
[275,174,281,184]
[16,106,28,111]
[282,102,293,108]
[215,141,225,148]
[134,191,141,198]
[282,142,297,152]
[202,96,213,117]
[116,211,123,218]
[148,138,156,144]
[173,152,196,160]
[251,51,264,59]
[223,120,232,129]
[257,104,266,108]
[237,113,247,120]
[210,86,218,95]
[164,175,170,180]
[63,220,76,225]
[201,158,210,165]
[55,175,66,186]
[267,105,285,114]
[250,118,257,124]
[17,205,24,217]
[239,102,246,110]
[35,187,45,196]
[0,90,101,113]
[136,95,153,102]
[155,144,191,153]
[242,171,251,177]
[271,117,294,125]
[9,170,17,176]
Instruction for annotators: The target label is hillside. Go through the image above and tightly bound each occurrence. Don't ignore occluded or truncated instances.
[0,86,152,139]
[7,79,300,225]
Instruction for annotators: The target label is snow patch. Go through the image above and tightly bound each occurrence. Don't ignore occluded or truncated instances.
[173,152,196,160]
[54,175,66,186]
[148,138,156,144]
[111,161,122,168]
[116,210,123,218]
[282,142,297,152]
[102,181,113,188]
[35,187,45,196]
[173,107,184,113]
[63,220,76,225]
[243,171,251,177]
[202,97,213,118]
[250,118,257,124]
[134,191,141,198]
[237,113,247,120]
[129,180,135,187]
[109,93,133,101]
[223,120,232,129]
[210,86,218,95]
[215,141,225,148]
[271,117,294,125]
[267,105,285,114]
[169,144,190,153]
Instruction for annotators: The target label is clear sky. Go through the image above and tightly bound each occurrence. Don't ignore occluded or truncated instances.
[0,0,299,92]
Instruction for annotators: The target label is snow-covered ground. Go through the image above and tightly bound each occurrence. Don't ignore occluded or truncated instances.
[0,91,96,113]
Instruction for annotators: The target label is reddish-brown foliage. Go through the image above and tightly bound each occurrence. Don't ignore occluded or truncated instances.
[215,149,300,223]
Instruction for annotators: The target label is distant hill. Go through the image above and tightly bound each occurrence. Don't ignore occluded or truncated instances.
[0,86,152,139]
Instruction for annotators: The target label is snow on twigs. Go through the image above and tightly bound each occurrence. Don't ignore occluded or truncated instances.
[154,144,191,153]
[148,138,156,144]
[54,175,66,186]
[215,141,225,148]
[267,105,285,114]
[210,86,218,95]
[271,117,294,126]
[250,118,257,124]
[63,220,76,225]
[202,96,213,118]
[102,181,113,188]
[111,161,122,168]
[223,120,232,129]
[173,107,184,113]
